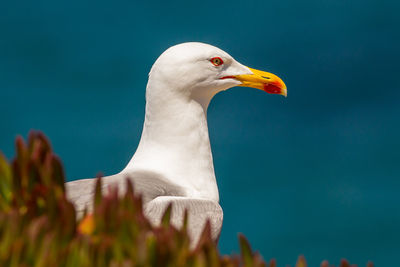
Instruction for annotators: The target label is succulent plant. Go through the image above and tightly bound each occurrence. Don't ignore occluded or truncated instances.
[0,131,373,267]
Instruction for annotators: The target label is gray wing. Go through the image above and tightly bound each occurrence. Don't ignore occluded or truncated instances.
[65,170,186,217]
[66,171,223,247]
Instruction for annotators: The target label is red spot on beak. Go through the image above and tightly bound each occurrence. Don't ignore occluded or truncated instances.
[263,83,283,94]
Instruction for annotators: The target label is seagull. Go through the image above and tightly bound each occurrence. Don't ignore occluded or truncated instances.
[66,42,286,245]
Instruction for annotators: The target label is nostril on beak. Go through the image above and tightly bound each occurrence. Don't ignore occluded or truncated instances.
[262,76,271,80]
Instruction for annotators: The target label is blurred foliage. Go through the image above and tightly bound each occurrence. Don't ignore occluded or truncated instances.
[0,131,373,267]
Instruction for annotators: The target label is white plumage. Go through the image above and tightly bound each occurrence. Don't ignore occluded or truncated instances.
[66,42,286,246]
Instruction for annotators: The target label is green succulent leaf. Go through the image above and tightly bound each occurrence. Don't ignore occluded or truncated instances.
[0,152,12,210]
[239,234,253,267]
[161,203,173,227]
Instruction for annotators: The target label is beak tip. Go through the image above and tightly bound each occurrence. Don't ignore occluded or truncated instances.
[280,87,287,98]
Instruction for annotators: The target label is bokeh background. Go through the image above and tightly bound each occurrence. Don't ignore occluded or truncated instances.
[1,0,399,265]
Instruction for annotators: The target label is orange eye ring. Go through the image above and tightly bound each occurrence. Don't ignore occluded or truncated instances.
[210,57,224,66]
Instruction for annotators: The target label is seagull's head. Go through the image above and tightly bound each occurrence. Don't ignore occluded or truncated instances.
[147,42,287,107]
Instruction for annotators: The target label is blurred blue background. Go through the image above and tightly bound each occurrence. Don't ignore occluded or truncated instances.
[1,0,399,265]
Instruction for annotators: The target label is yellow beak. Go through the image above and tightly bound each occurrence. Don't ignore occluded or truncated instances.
[233,67,287,97]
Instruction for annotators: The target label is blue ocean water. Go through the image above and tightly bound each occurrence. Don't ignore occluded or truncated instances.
[1,0,399,265]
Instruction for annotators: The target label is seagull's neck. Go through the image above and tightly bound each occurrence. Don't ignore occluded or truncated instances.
[124,81,219,202]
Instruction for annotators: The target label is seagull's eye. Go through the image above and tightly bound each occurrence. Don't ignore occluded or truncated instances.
[210,57,224,66]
